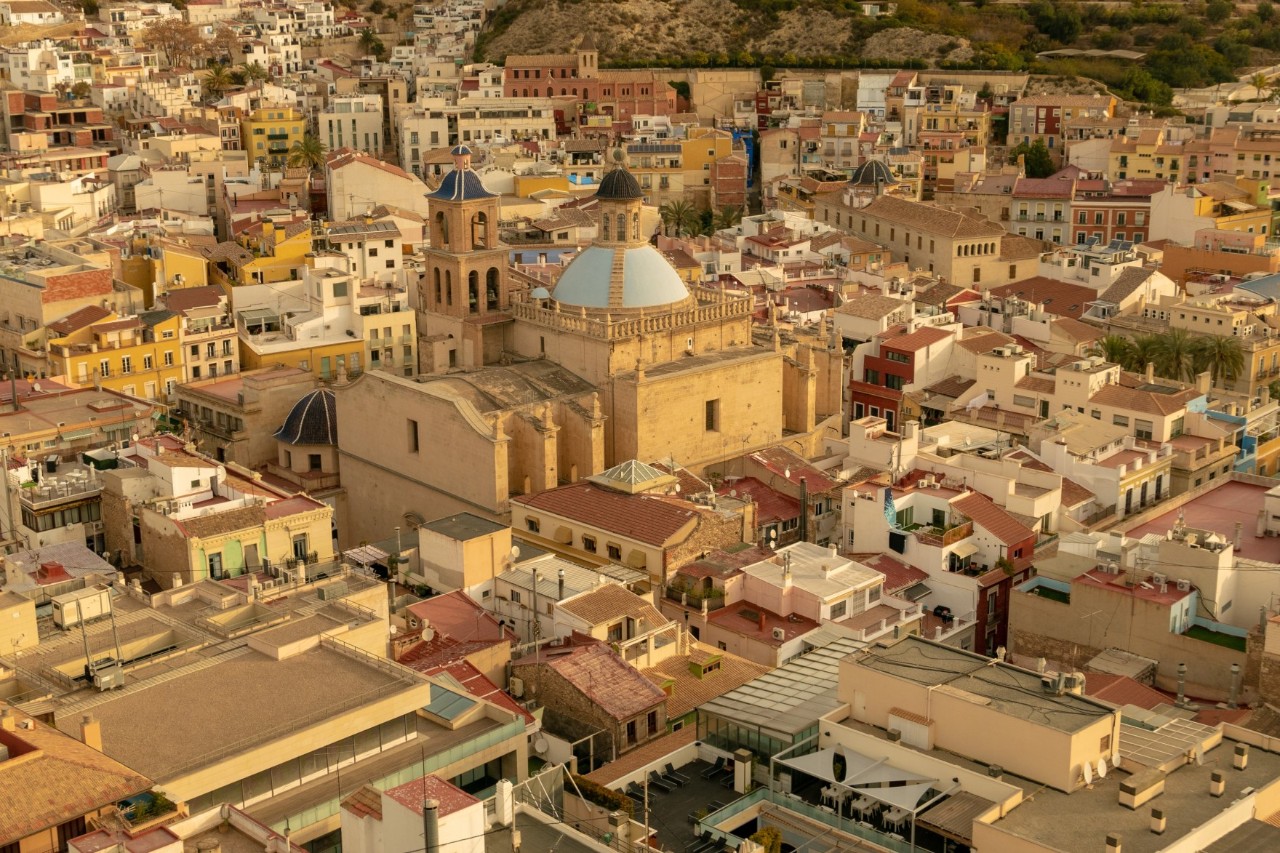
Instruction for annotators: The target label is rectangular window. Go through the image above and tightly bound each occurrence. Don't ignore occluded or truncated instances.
[1135,419,1154,440]
[582,534,596,553]
[1112,415,1129,427]
[163,351,173,366]
[526,518,540,533]
[830,599,847,619]
[120,356,132,374]
[407,418,420,453]
[705,399,720,431]
[607,543,622,560]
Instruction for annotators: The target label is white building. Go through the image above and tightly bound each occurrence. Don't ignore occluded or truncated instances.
[320,94,385,157]
[0,0,65,26]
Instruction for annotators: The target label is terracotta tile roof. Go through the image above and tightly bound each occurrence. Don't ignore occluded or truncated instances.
[834,292,906,318]
[747,446,840,494]
[159,285,224,313]
[583,726,697,786]
[1088,383,1197,416]
[1097,266,1156,305]
[956,327,1015,354]
[0,705,153,846]
[385,775,479,818]
[1083,673,1170,710]
[861,195,1006,238]
[726,476,800,525]
[1060,477,1095,507]
[989,277,1094,319]
[518,641,666,721]
[1053,316,1104,343]
[952,491,1035,546]
[340,784,383,820]
[922,375,976,400]
[424,660,533,725]
[877,324,953,351]
[48,305,112,336]
[641,642,771,719]
[1014,376,1055,394]
[1012,94,1115,108]
[559,585,668,629]
[1012,176,1075,199]
[914,281,975,308]
[512,482,699,547]
[404,590,511,646]
[173,504,265,538]
[859,552,928,594]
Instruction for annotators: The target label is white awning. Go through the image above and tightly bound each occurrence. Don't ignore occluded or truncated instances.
[950,541,980,559]
[343,545,388,565]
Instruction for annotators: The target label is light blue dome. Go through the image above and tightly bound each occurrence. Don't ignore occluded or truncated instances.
[551,245,692,311]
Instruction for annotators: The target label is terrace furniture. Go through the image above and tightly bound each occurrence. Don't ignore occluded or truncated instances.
[664,763,692,785]
[648,771,673,794]
[701,757,725,779]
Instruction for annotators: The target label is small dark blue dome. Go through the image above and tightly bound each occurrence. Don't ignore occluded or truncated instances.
[451,144,472,156]
[429,168,497,201]
[275,389,337,446]
[596,167,644,200]
[849,159,898,187]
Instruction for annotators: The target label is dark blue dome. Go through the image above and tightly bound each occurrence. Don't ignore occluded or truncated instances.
[275,389,337,446]
[596,167,643,200]
[429,168,497,201]
[849,159,898,187]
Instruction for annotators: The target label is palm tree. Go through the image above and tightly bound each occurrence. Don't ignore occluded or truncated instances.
[1194,334,1245,388]
[1154,328,1199,382]
[359,29,384,58]
[1252,72,1272,100]
[659,200,699,237]
[713,204,744,232]
[241,62,270,85]
[202,63,232,100]
[287,134,328,172]
[1129,333,1162,374]
[1086,334,1133,367]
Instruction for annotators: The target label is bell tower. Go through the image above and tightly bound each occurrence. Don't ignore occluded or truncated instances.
[419,145,511,372]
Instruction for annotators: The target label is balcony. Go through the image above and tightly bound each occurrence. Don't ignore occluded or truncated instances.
[20,469,103,510]
[913,521,973,548]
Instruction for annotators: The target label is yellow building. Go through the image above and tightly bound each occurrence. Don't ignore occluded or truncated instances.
[47,311,186,401]
[626,141,684,208]
[680,127,736,210]
[240,104,306,168]
[235,218,314,285]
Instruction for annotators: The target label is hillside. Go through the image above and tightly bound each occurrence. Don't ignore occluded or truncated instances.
[474,0,1013,67]
[474,0,1280,108]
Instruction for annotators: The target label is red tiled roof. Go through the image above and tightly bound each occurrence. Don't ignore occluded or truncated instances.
[725,476,799,524]
[518,641,666,720]
[859,552,928,594]
[48,305,111,336]
[1083,673,1170,710]
[425,660,533,725]
[512,482,700,547]
[404,591,511,646]
[160,285,224,313]
[952,491,1035,547]
[988,277,1094,319]
[385,775,479,818]
[747,446,840,494]
[1060,477,1095,507]
[877,324,953,351]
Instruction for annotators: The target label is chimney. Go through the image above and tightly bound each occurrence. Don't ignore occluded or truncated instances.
[1234,743,1249,770]
[1149,808,1165,835]
[1228,663,1242,710]
[1234,521,1243,550]
[1259,509,1268,538]
[423,798,440,853]
[0,708,14,731]
[80,714,103,751]
[1176,662,1187,705]
[1105,834,1122,853]
[1210,770,1225,797]
[1144,361,1154,383]
[557,568,565,601]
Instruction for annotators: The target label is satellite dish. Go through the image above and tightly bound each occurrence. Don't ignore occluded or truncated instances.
[533,736,549,755]
[1096,758,1107,779]
[1082,762,1093,785]
[31,382,41,392]
[510,545,521,562]
[784,468,791,479]
[421,626,435,643]
[1112,753,1122,769]
[1194,745,1204,766]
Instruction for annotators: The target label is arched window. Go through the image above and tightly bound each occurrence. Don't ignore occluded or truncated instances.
[486,267,500,310]
[468,270,479,313]
[572,88,578,96]
[602,214,610,241]
[445,270,453,306]
[547,87,553,97]
[632,212,640,241]
[471,212,488,249]
[522,88,528,97]
[433,268,441,303]
[435,211,449,249]
[616,214,625,241]
[561,88,567,96]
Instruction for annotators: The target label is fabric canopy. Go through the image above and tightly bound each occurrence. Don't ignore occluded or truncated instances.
[950,541,979,559]
[779,747,939,812]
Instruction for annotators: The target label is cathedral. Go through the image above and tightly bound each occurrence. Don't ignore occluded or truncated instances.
[334,146,843,542]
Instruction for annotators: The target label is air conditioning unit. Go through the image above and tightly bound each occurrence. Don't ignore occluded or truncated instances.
[1176,579,1190,591]
[1152,573,1166,586]
[771,627,786,641]
[509,676,525,698]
